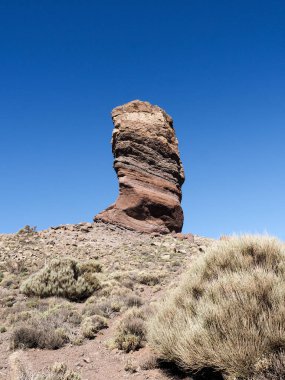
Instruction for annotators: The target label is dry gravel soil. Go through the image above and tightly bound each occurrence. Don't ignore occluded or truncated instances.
[0,222,213,380]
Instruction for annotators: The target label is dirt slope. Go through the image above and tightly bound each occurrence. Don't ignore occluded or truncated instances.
[0,222,213,380]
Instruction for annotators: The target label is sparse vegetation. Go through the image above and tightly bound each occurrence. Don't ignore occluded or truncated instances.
[81,315,108,339]
[114,307,146,352]
[137,271,163,286]
[9,299,83,349]
[0,221,212,378]
[18,362,81,380]
[11,322,68,349]
[17,225,37,235]
[20,258,101,301]
[124,294,143,308]
[148,235,285,379]
[83,296,123,318]
[83,286,143,320]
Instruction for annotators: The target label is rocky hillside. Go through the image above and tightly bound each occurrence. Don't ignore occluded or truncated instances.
[0,222,212,380]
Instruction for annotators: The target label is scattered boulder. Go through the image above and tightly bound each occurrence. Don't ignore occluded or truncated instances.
[94,100,185,234]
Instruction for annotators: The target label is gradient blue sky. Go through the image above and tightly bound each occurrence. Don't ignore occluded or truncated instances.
[0,1,284,238]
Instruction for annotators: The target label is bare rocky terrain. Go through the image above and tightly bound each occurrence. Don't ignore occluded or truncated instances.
[0,222,213,380]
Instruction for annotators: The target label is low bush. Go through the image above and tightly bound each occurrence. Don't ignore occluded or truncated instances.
[20,258,101,301]
[83,285,139,318]
[84,296,123,318]
[147,235,285,379]
[137,272,161,286]
[114,307,146,352]
[124,294,143,308]
[11,322,68,349]
[79,260,102,273]
[17,225,37,235]
[9,301,82,349]
[81,315,108,339]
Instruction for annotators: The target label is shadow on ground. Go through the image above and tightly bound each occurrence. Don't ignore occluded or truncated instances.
[159,361,224,380]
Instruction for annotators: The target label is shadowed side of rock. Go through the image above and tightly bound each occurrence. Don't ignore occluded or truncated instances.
[94,100,185,234]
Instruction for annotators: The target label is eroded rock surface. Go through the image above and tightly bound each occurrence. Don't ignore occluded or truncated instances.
[94,100,185,233]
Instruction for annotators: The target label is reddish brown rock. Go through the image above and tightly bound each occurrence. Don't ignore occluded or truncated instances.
[94,100,185,234]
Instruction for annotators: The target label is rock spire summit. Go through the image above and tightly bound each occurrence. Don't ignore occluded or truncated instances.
[94,100,185,233]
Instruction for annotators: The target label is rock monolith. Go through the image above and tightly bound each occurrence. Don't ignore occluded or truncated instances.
[94,100,185,233]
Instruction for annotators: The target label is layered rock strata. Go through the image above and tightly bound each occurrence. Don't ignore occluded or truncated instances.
[94,100,185,233]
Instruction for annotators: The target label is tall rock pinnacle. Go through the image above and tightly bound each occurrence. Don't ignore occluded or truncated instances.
[94,100,185,233]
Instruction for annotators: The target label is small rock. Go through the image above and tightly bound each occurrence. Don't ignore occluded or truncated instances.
[175,233,187,240]
[80,227,90,233]
[185,233,194,242]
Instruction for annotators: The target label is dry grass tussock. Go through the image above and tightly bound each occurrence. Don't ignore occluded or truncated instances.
[114,307,147,352]
[81,314,108,339]
[20,258,101,301]
[147,235,285,379]
[9,298,83,349]
[18,362,81,380]
[250,352,285,380]
[11,322,68,350]
[10,301,81,349]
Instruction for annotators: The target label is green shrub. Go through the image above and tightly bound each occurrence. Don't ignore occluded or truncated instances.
[147,235,285,379]
[20,258,101,301]
[114,307,146,352]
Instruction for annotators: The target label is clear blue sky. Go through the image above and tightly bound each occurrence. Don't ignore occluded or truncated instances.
[0,1,284,238]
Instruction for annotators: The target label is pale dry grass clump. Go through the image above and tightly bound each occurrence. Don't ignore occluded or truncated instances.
[20,258,101,301]
[81,315,108,339]
[137,271,163,286]
[19,362,81,380]
[250,352,285,380]
[147,235,285,379]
